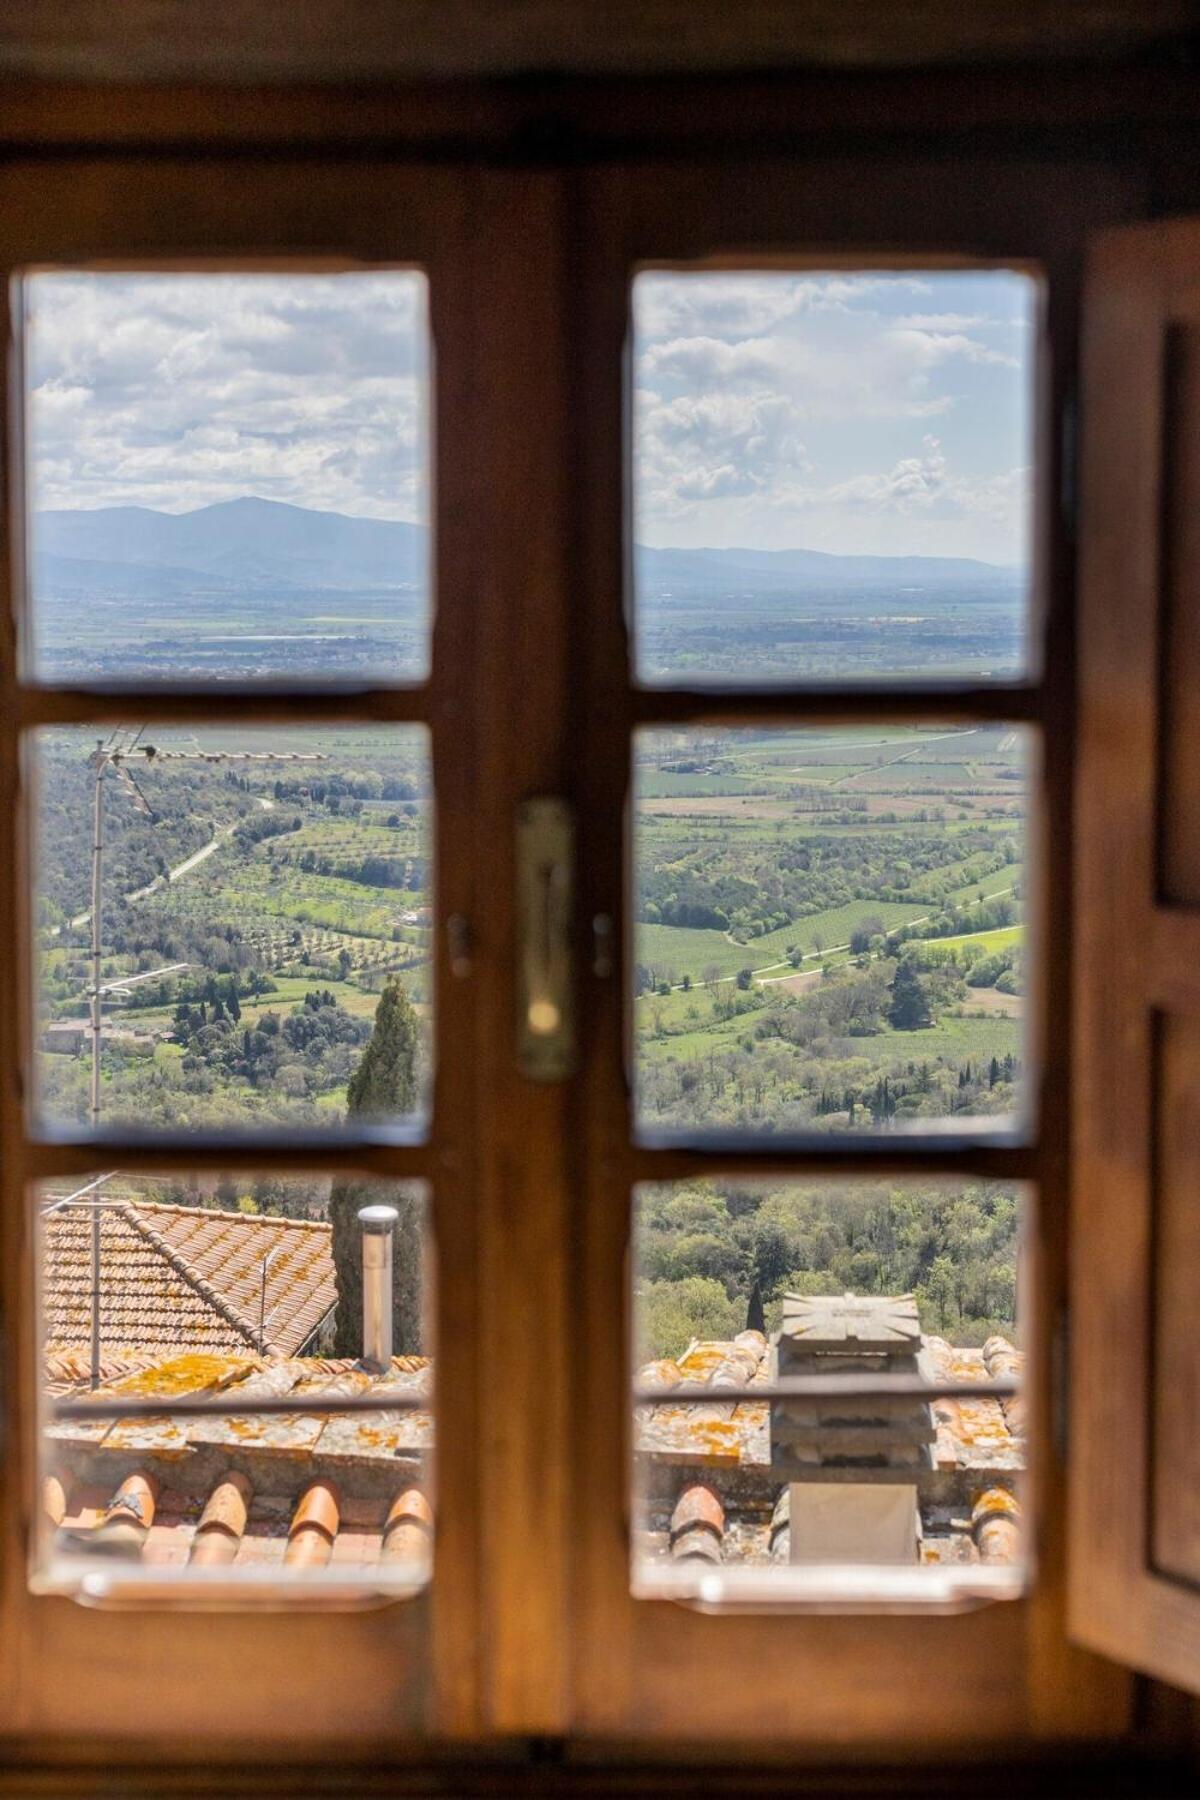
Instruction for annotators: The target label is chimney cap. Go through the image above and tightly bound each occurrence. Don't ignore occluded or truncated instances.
[357,1203,399,1234]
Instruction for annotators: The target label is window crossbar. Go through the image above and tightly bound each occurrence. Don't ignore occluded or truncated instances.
[635,1374,1019,1405]
[49,1389,432,1422]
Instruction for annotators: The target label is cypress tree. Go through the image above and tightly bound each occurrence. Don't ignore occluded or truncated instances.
[344,976,419,1116]
[745,1280,767,1336]
[888,958,933,1031]
[329,978,423,1357]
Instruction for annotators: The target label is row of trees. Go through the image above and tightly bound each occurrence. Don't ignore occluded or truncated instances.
[175,987,372,1099]
[637,952,1022,1132]
[635,1177,1020,1361]
[637,821,1016,941]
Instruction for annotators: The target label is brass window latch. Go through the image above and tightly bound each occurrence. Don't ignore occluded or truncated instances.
[517,796,576,1081]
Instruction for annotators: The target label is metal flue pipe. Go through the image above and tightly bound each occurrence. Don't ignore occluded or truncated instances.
[358,1204,399,1372]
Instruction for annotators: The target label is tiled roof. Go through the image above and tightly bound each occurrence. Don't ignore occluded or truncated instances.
[44,1352,432,1577]
[633,1328,1025,1568]
[42,1199,337,1361]
[41,1321,1024,1580]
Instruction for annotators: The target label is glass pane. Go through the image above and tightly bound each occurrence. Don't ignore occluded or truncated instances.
[632,268,1038,685]
[32,724,432,1136]
[35,1172,431,1599]
[633,724,1032,1140]
[23,271,430,683]
[632,1176,1027,1605]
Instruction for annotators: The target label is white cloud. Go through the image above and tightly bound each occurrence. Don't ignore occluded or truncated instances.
[632,272,1032,555]
[641,335,781,387]
[892,312,988,332]
[639,389,810,512]
[634,271,932,342]
[25,272,429,519]
[634,322,1012,521]
[878,327,1018,373]
[826,435,1031,528]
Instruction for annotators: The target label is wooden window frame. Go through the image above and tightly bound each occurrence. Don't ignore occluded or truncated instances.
[0,116,1187,1772]
[1071,216,1200,1697]
[0,156,490,1754]
[569,154,1139,1752]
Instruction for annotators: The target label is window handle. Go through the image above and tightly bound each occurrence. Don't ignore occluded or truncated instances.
[446,912,473,979]
[592,912,614,979]
[516,796,576,1081]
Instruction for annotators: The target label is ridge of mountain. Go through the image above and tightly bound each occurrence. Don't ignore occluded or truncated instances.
[36,498,425,594]
[34,497,1021,597]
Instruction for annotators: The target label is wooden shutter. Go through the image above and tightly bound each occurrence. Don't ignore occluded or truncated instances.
[1073,216,1200,1692]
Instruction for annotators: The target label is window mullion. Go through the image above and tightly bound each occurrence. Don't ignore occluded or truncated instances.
[631,682,1043,728]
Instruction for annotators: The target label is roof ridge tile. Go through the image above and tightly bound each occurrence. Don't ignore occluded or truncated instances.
[127,1198,331,1235]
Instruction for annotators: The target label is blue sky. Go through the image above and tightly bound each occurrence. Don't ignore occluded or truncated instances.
[634,270,1036,565]
[27,267,1033,567]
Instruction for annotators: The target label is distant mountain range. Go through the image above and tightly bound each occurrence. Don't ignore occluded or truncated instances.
[35,497,425,597]
[34,496,1019,599]
[636,543,1018,598]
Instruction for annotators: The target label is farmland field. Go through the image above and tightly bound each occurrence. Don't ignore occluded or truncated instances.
[33,723,432,1133]
[633,724,1028,1136]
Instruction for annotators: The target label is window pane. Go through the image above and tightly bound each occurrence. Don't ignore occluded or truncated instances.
[23,271,431,684]
[36,1172,431,1599]
[632,1177,1026,1605]
[633,725,1032,1140]
[632,269,1037,685]
[32,724,432,1136]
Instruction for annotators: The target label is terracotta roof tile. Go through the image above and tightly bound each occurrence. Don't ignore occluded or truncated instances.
[42,1199,337,1360]
[633,1330,1025,1571]
[52,1462,433,1577]
[42,1323,1022,1582]
[635,1333,771,1469]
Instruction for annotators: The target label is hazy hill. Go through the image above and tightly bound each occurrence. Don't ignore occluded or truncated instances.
[635,543,1019,599]
[33,496,1017,601]
[35,497,426,595]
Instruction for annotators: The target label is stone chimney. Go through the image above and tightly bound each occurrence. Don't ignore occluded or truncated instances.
[770,1292,933,1565]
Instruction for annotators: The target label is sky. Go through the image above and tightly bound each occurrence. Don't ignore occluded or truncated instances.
[26,266,1034,566]
[25,272,430,523]
[634,270,1036,565]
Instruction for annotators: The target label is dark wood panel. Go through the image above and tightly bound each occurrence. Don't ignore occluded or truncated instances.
[1073,215,1200,1701]
[1159,316,1200,902]
[468,171,573,1736]
[0,0,1192,86]
[0,67,1199,154]
[1153,1013,1200,1589]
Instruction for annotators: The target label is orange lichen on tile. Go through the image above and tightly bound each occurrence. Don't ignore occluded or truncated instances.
[382,1486,432,1564]
[636,1332,769,1467]
[189,1472,253,1567]
[972,1485,1021,1563]
[100,1353,260,1397]
[637,1359,684,1392]
[926,1338,1023,1470]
